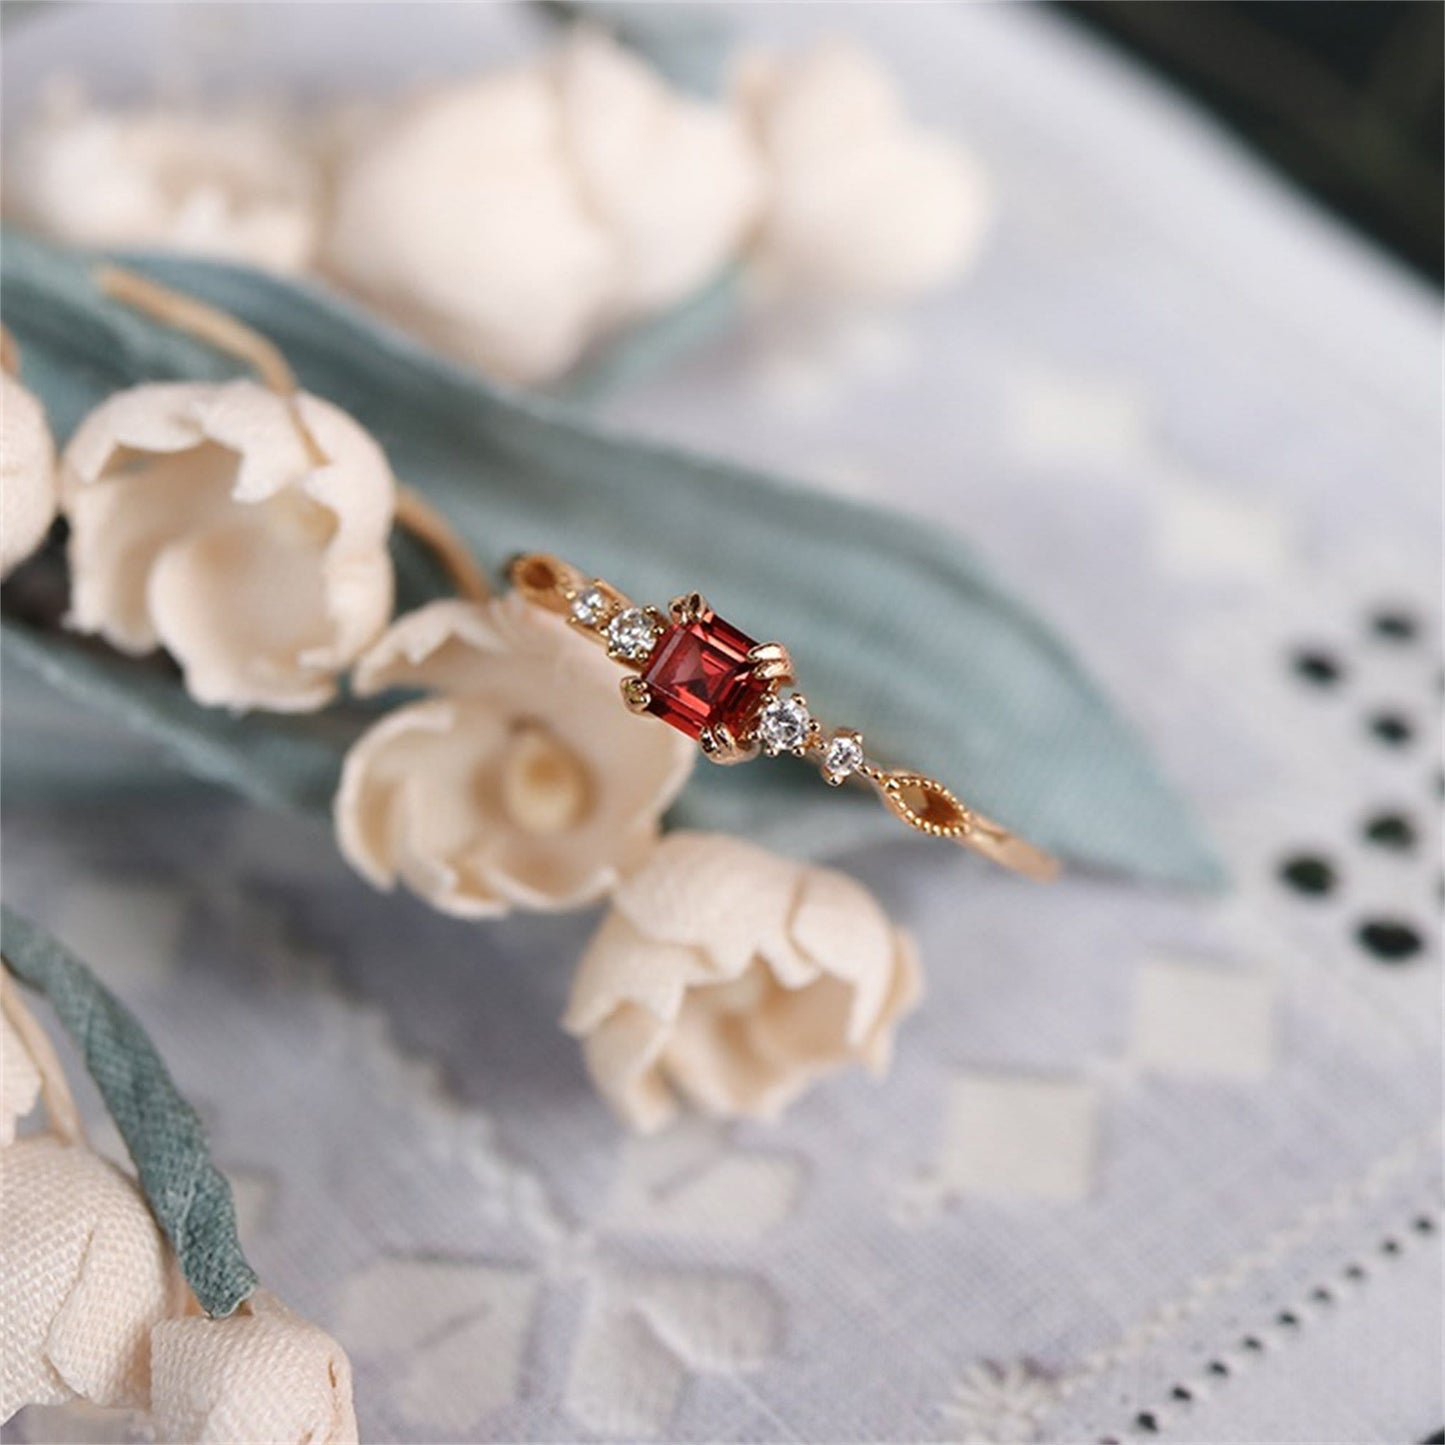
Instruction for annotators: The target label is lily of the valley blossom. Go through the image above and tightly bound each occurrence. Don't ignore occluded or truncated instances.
[565,831,924,1131]
[323,29,761,384]
[737,38,993,300]
[61,378,395,713]
[336,595,696,917]
[0,974,357,1441]
[6,32,994,387]
[6,83,321,273]
[0,367,57,578]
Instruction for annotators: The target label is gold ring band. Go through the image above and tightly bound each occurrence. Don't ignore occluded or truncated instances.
[510,553,1058,881]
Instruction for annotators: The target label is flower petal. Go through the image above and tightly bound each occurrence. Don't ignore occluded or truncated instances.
[0,371,57,578]
[580,1001,679,1133]
[147,516,337,713]
[149,1289,357,1443]
[323,69,615,384]
[743,972,859,1076]
[564,911,695,1036]
[611,832,805,980]
[62,380,395,710]
[342,597,694,917]
[351,598,514,698]
[335,698,511,918]
[568,833,920,1128]
[789,864,897,1044]
[738,38,992,299]
[663,973,817,1121]
[860,932,924,1076]
[0,995,43,1146]
[0,1137,179,1414]
[558,29,760,317]
[66,415,242,651]
[7,91,320,272]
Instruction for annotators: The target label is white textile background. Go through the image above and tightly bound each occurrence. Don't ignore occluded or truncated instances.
[4,4,1441,1442]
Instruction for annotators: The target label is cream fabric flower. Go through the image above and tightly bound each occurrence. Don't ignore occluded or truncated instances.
[0,977,358,1439]
[556,30,761,319]
[737,39,993,299]
[0,987,44,1148]
[1,369,58,578]
[2,974,176,1418]
[336,595,695,917]
[150,1290,357,1444]
[61,379,395,712]
[322,67,615,385]
[564,832,924,1130]
[323,31,760,383]
[0,1136,183,1416]
[1,972,83,1154]
[6,84,320,273]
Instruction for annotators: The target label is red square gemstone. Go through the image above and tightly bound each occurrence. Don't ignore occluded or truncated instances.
[642,611,767,741]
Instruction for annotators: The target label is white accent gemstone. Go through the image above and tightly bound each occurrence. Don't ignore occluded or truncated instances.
[571,585,609,626]
[607,607,657,661]
[757,695,811,753]
[824,733,865,780]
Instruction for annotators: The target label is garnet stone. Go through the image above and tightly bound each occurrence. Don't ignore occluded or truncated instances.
[641,609,769,741]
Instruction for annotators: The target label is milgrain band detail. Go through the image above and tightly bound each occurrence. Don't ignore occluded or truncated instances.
[510,553,1058,881]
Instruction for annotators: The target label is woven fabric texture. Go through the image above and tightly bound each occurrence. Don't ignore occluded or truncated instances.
[0,1137,177,1415]
[149,1291,358,1443]
[1,910,256,1317]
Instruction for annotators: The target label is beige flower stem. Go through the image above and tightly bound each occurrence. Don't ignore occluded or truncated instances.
[93,264,490,603]
[392,486,491,602]
[96,264,298,394]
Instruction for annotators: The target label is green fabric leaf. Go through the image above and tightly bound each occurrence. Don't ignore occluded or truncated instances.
[2,615,351,812]
[1,906,258,1318]
[552,266,742,408]
[0,231,1224,886]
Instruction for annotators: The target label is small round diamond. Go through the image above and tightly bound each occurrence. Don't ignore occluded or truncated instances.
[824,732,865,780]
[757,695,811,753]
[571,585,609,626]
[607,607,658,661]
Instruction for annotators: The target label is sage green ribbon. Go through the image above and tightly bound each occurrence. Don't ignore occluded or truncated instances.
[1,906,257,1318]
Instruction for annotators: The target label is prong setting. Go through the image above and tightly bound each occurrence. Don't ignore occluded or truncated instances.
[699,724,759,766]
[668,591,709,625]
[569,581,616,629]
[747,641,795,687]
[606,606,663,664]
[620,676,652,713]
[755,693,815,756]
[822,729,866,785]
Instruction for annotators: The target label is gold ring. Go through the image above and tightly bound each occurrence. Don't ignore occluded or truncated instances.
[510,553,1059,881]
